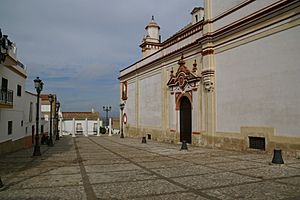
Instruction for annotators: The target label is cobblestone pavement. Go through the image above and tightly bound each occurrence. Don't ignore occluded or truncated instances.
[0,135,300,200]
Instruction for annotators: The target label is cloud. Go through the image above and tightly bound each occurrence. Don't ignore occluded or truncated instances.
[1,0,203,114]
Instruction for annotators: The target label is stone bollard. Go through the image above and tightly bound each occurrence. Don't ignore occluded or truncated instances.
[180,140,188,150]
[272,148,284,164]
[142,136,147,143]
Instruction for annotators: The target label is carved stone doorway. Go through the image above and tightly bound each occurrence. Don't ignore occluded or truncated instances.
[180,96,192,143]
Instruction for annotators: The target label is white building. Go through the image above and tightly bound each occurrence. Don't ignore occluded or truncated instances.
[119,0,300,156]
[0,31,40,155]
[62,111,101,136]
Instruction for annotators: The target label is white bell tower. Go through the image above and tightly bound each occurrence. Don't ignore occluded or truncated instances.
[140,16,161,58]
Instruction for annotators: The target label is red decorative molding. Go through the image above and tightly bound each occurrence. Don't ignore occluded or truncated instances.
[201,49,214,56]
[121,81,128,100]
[123,113,127,124]
[192,132,201,135]
[175,91,192,110]
[167,55,201,92]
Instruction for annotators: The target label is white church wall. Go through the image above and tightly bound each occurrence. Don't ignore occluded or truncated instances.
[192,90,199,133]
[169,94,176,130]
[216,26,300,137]
[125,81,136,125]
[211,0,277,31]
[139,73,162,127]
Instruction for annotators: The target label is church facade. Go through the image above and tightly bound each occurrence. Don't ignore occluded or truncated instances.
[119,0,300,156]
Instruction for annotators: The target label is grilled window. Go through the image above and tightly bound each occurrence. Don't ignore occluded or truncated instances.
[249,136,265,150]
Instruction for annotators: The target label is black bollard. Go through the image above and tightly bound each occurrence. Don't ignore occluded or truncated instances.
[142,136,147,143]
[180,140,188,150]
[272,148,284,164]
[0,176,3,188]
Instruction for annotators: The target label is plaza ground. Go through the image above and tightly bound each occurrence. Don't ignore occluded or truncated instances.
[0,135,300,199]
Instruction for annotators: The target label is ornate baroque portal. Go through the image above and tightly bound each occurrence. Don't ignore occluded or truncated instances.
[167,55,201,143]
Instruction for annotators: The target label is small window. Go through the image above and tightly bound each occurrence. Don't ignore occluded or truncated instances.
[76,123,83,133]
[17,85,22,96]
[8,121,12,135]
[21,120,23,127]
[195,15,198,22]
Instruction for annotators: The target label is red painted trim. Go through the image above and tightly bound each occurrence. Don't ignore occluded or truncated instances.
[175,92,192,110]
[192,132,201,135]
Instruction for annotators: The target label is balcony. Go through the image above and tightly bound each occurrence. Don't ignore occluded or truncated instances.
[0,89,13,108]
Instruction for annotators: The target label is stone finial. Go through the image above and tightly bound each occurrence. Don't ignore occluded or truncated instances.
[192,60,197,73]
[170,67,174,77]
[178,53,185,66]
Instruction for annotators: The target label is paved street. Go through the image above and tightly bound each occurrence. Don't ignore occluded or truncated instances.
[0,135,300,200]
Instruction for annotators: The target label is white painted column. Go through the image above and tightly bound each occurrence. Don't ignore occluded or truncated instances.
[59,118,63,137]
[85,118,88,136]
[109,118,112,136]
[72,118,76,137]
[97,118,100,136]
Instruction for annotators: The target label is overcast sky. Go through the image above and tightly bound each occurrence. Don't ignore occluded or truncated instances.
[0,0,202,117]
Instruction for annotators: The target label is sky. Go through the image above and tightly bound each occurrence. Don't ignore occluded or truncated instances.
[0,0,203,117]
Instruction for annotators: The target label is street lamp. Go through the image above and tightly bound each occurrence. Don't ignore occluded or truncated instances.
[103,106,111,127]
[55,101,60,140]
[120,103,125,138]
[33,77,43,156]
[48,94,54,146]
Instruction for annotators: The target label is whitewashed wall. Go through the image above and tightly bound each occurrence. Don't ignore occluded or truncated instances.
[0,65,26,142]
[139,73,162,127]
[125,82,136,125]
[23,92,37,138]
[211,0,277,31]
[192,90,199,133]
[169,94,176,129]
[216,26,300,137]
[63,119,98,135]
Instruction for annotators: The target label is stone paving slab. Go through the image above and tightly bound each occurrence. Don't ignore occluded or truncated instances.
[0,186,87,200]
[206,160,266,171]
[203,181,300,200]
[171,172,261,190]
[85,163,142,173]
[7,174,83,189]
[0,135,299,200]
[152,164,221,178]
[131,192,210,200]
[88,169,158,184]
[92,179,186,199]
[235,165,300,179]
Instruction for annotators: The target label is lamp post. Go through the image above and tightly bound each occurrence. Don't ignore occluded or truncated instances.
[33,77,43,156]
[55,101,60,140]
[120,103,125,138]
[48,94,54,146]
[103,106,111,127]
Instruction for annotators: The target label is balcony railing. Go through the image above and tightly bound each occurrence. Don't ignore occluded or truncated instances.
[0,89,13,105]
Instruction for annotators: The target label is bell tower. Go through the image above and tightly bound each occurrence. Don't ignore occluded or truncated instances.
[140,16,161,58]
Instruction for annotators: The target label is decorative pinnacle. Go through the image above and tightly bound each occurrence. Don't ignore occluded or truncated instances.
[170,67,174,77]
[192,60,197,72]
[178,53,185,66]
